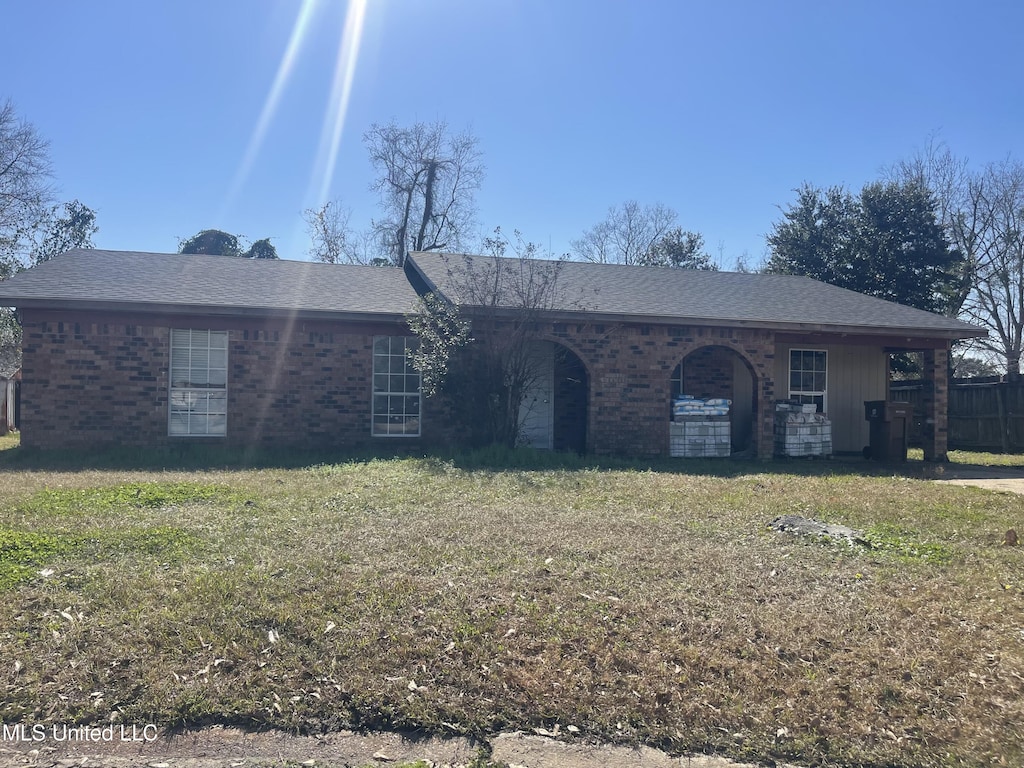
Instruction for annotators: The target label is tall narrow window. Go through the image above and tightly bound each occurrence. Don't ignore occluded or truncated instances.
[789,349,827,412]
[169,329,227,436]
[372,336,421,437]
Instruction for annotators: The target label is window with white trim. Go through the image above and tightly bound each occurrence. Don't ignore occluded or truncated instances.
[169,329,228,437]
[372,336,421,437]
[789,349,827,413]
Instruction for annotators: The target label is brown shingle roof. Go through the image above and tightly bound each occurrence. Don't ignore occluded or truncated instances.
[0,249,418,319]
[407,252,985,339]
[0,248,987,340]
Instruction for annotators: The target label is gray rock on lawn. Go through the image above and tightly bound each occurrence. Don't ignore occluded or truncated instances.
[769,514,867,546]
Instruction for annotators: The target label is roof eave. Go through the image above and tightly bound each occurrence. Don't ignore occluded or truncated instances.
[4,298,412,324]
[459,306,986,340]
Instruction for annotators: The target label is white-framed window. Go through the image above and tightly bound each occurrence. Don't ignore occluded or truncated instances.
[789,349,827,413]
[169,329,228,437]
[372,336,421,437]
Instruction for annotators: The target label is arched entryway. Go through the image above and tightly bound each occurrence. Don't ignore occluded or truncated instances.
[671,344,758,454]
[519,340,589,453]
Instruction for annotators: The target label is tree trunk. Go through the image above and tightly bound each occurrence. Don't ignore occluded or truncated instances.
[415,160,437,252]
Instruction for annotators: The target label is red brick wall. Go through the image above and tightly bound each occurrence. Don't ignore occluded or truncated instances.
[536,321,776,458]
[681,346,735,401]
[18,310,449,451]
[20,314,168,448]
[20,309,779,457]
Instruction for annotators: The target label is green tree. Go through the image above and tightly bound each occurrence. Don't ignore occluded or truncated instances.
[179,229,243,257]
[244,238,278,260]
[30,200,98,264]
[855,181,963,313]
[764,184,857,287]
[766,181,963,315]
[952,354,1000,379]
[179,229,278,259]
[645,227,718,270]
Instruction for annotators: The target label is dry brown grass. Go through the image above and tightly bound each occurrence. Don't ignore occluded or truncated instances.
[0,451,1021,767]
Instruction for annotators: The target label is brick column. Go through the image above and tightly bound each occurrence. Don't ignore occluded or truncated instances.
[756,369,775,460]
[922,345,949,461]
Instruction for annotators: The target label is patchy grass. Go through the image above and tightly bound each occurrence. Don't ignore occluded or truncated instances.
[948,449,1024,467]
[0,481,219,590]
[0,527,68,591]
[0,430,18,453]
[908,446,1024,466]
[0,454,1021,768]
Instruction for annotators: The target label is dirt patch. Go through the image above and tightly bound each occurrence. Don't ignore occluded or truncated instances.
[0,727,793,768]
[491,732,792,767]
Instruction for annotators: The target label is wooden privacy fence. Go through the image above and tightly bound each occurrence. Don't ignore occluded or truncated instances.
[891,378,1024,452]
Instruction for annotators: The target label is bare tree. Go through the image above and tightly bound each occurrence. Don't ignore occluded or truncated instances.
[0,100,53,277]
[572,201,699,266]
[960,159,1024,375]
[365,121,483,267]
[408,229,576,447]
[304,200,365,264]
[887,138,978,316]
[891,143,1024,374]
[1,101,55,369]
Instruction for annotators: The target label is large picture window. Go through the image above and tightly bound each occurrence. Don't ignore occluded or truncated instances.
[789,349,827,412]
[169,329,227,437]
[372,336,421,437]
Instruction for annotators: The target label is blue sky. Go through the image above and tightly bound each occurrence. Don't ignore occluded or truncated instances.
[3,0,1022,269]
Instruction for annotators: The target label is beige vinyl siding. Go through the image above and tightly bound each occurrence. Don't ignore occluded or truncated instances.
[774,343,888,454]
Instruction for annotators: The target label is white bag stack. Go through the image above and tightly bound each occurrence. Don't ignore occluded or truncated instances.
[671,396,731,458]
[774,402,832,457]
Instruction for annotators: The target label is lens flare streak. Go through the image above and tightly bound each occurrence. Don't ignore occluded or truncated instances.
[311,0,368,206]
[224,0,320,213]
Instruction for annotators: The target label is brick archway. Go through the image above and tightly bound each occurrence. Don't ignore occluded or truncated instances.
[519,338,589,453]
[671,344,760,454]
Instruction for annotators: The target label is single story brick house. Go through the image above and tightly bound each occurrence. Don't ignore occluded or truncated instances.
[0,248,984,459]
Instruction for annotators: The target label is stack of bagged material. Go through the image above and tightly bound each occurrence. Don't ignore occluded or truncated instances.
[774,401,832,457]
[671,396,731,458]
[672,395,730,417]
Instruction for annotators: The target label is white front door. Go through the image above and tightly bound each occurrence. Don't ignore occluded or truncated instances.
[518,341,554,449]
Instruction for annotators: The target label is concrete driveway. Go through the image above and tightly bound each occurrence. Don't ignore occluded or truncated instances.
[927,463,1024,495]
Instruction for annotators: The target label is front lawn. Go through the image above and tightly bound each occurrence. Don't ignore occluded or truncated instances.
[0,448,1021,767]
